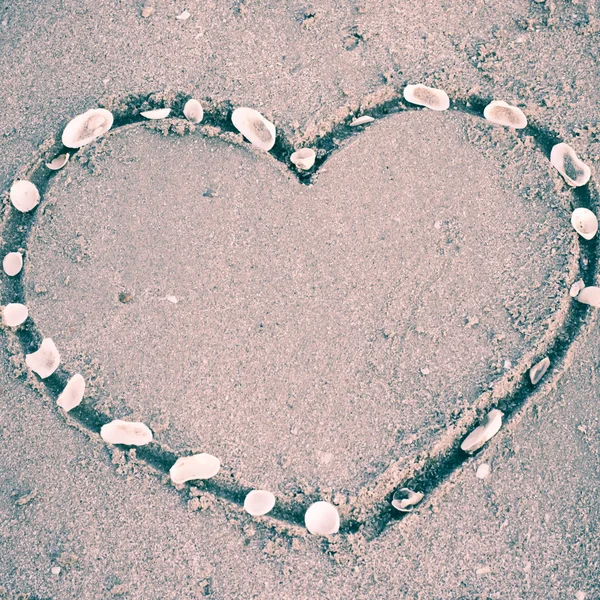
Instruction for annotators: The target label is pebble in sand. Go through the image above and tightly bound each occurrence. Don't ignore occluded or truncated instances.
[551,143,591,187]
[169,453,220,484]
[62,108,113,148]
[304,501,340,536]
[483,100,527,129]
[244,490,276,516]
[576,286,600,309]
[57,373,85,412]
[231,107,276,151]
[529,356,550,385]
[3,303,28,327]
[100,420,153,446]
[290,148,316,170]
[461,409,504,453]
[571,208,597,240]
[140,108,171,119]
[25,338,60,379]
[391,488,424,512]
[183,99,203,124]
[10,180,40,213]
[3,252,23,276]
[403,84,450,111]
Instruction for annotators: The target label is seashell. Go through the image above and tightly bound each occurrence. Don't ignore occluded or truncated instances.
[571,208,598,240]
[529,356,550,385]
[141,4,154,17]
[62,108,114,148]
[169,453,220,484]
[25,338,60,379]
[45,153,70,171]
[304,501,340,536]
[57,373,85,412]
[461,408,504,453]
[231,107,276,151]
[244,490,276,516]
[576,286,600,308]
[551,143,591,187]
[391,488,424,512]
[3,303,28,327]
[350,115,374,127]
[166,295,178,304]
[100,420,153,446]
[476,463,491,479]
[570,279,585,298]
[403,84,450,111]
[140,108,171,119]
[183,99,203,124]
[176,9,190,20]
[10,180,40,213]
[483,101,527,129]
[290,148,316,170]
[3,252,23,276]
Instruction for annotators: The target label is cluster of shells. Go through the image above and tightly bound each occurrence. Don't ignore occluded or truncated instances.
[2,86,598,536]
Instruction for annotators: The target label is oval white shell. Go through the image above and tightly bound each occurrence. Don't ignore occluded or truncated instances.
[62,108,114,148]
[3,252,23,276]
[483,101,527,129]
[576,286,600,308]
[350,115,374,126]
[10,180,40,213]
[140,108,171,119]
[57,373,85,412]
[304,501,340,536]
[571,208,598,240]
[100,420,153,446]
[476,463,491,479]
[25,338,60,379]
[551,143,591,187]
[244,490,276,516]
[290,148,316,170]
[231,107,276,151]
[529,356,550,385]
[169,453,220,484]
[461,408,504,453]
[46,153,70,170]
[3,303,28,327]
[183,99,203,124]
[391,488,424,512]
[403,84,450,111]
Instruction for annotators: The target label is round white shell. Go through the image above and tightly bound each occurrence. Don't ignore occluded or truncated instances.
[403,84,450,111]
[169,453,220,484]
[576,286,600,308]
[62,108,114,148]
[140,108,171,120]
[3,303,28,327]
[46,153,70,170]
[290,148,316,170]
[231,107,276,151]
[476,463,491,479]
[304,501,340,536]
[483,101,527,129]
[460,409,504,453]
[100,420,153,446]
[350,115,374,126]
[244,490,276,516]
[551,143,591,187]
[10,180,40,213]
[25,338,60,379]
[571,208,598,240]
[529,356,550,385]
[183,99,203,124]
[57,373,85,412]
[3,252,23,276]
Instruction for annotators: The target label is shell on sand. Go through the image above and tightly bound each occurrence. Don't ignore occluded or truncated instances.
[304,501,340,536]
[231,107,276,151]
[183,99,203,124]
[3,303,28,327]
[25,338,60,379]
[290,148,316,170]
[403,84,450,111]
[10,180,40,213]
[57,373,85,412]
[140,108,171,119]
[483,101,527,129]
[62,108,114,148]
[461,409,504,453]
[169,453,220,484]
[571,208,598,240]
[3,252,23,276]
[476,463,491,479]
[244,490,276,516]
[529,356,550,385]
[576,286,600,308]
[46,153,70,170]
[570,279,585,298]
[391,488,424,512]
[350,115,374,127]
[551,143,591,187]
[100,420,153,446]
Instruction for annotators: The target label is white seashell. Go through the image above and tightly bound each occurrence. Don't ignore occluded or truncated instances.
[290,148,316,170]
[483,101,527,129]
[62,108,113,148]
[403,84,450,111]
[304,501,340,536]
[570,279,585,298]
[576,286,600,308]
[25,338,60,379]
[476,463,491,479]
[169,453,220,484]
[231,107,276,151]
[10,180,40,213]
[3,303,28,327]
[244,490,276,516]
[529,356,550,385]
[176,9,190,20]
[140,108,171,120]
[183,99,203,124]
[3,252,23,276]
[57,373,85,412]
[571,208,598,240]
[391,488,424,512]
[45,153,70,170]
[551,143,591,187]
[350,115,374,126]
[100,420,153,446]
[461,408,504,453]
[166,295,178,304]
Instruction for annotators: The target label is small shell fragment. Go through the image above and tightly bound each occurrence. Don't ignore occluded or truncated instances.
[62,108,114,148]
[570,279,585,298]
[51,566,61,576]
[3,303,28,327]
[170,453,220,484]
[529,356,550,385]
[403,84,450,111]
[576,286,600,308]
[176,9,190,20]
[304,501,340,536]
[391,488,424,512]
[57,373,85,412]
[45,153,70,170]
[571,208,598,240]
[476,463,491,479]
[483,101,527,129]
[231,107,276,151]
[551,143,591,187]
[100,420,153,446]
[244,490,276,516]
[183,99,203,124]
[25,338,60,379]
[10,180,40,213]
[166,295,178,304]
[290,148,316,170]
[350,115,374,127]
[140,108,171,120]
[141,4,154,17]
[461,409,504,453]
[3,252,23,276]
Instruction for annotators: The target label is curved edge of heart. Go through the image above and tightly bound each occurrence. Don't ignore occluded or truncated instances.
[1,86,598,548]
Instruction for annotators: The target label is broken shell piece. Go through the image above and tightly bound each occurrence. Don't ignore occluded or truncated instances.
[391,488,424,512]
[25,338,60,379]
[45,153,70,170]
[169,453,220,484]
[10,180,40,213]
[304,501,340,536]
[141,4,154,17]
[461,409,504,453]
[529,356,550,385]
[3,252,23,276]
[231,107,276,151]
[350,115,374,126]
[576,286,600,308]
[476,463,491,479]
[183,99,203,124]
[570,279,585,298]
[244,490,276,516]
[3,303,28,327]
[571,208,598,240]
[62,108,114,148]
[176,9,190,20]
[140,108,171,119]
[100,420,153,446]
[403,84,450,111]
[290,148,316,170]
[57,373,85,412]
[551,143,591,187]
[483,101,527,129]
